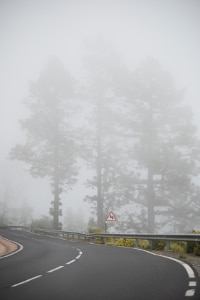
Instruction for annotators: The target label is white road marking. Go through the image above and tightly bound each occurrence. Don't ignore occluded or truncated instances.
[134,248,197,297]
[11,275,42,287]
[185,289,195,297]
[66,259,76,264]
[47,266,64,273]
[10,241,83,288]
[189,281,197,287]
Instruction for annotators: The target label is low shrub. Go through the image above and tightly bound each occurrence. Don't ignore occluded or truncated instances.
[170,241,186,254]
[106,237,115,245]
[138,240,149,250]
[87,227,105,244]
[152,240,166,251]
[115,238,135,247]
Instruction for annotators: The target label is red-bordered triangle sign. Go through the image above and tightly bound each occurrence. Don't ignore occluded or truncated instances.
[105,211,117,222]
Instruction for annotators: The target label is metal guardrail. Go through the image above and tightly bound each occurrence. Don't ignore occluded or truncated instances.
[1,226,200,251]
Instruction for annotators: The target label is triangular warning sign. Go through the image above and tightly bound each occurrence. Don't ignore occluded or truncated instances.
[105,211,117,222]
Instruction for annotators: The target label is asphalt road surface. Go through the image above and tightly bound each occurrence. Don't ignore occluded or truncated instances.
[0,229,200,300]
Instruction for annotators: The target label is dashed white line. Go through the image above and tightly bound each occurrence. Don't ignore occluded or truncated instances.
[189,281,197,287]
[185,289,195,297]
[47,266,64,273]
[11,247,83,288]
[11,275,42,287]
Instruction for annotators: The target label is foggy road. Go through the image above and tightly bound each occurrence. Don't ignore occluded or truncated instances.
[0,230,200,300]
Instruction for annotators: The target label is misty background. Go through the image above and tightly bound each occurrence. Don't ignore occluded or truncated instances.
[1,0,200,232]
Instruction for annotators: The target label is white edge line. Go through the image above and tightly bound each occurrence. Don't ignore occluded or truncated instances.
[0,236,23,259]
[134,248,197,297]
[11,275,42,287]
[134,248,195,278]
[47,265,64,273]
[158,255,195,279]
[134,248,195,279]
[66,259,76,265]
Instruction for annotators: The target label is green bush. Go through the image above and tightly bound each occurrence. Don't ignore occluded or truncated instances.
[87,227,105,244]
[152,240,166,251]
[106,237,115,245]
[138,240,150,250]
[115,238,135,247]
[115,238,150,249]
[170,241,186,254]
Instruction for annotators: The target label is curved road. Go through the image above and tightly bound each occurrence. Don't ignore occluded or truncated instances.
[0,229,200,300]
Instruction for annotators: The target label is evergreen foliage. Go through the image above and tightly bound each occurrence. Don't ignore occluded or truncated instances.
[10,41,200,233]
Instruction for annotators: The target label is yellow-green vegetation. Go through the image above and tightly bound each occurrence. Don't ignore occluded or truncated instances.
[106,237,116,245]
[138,240,149,250]
[170,241,187,254]
[115,238,136,247]
[87,228,200,256]
[115,238,149,249]
[87,227,105,244]
[152,240,166,251]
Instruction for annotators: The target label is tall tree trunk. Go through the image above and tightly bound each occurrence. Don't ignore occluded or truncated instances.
[146,104,155,232]
[53,177,60,230]
[97,96,104,228]
[97,137,104,228]
[147,165,155,233]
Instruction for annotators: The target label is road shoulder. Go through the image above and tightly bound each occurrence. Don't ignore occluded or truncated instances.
[0,236,18,257]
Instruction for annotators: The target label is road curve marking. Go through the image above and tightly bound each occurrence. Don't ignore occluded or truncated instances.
[134,248,197,297]
[66,259,76,264]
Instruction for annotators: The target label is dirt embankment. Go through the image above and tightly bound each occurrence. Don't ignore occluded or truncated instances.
[0,237,18,257]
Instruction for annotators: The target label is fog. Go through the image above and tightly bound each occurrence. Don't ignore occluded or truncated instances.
[1,0,200,231]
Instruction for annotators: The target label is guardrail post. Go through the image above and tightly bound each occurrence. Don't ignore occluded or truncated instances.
[135,239,139,248]
[166,240,170,251]
[149,240,153,250]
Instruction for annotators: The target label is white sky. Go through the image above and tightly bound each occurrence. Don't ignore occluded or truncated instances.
[0,0,200,223]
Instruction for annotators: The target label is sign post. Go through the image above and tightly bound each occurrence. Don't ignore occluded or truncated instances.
[105,211,117,233]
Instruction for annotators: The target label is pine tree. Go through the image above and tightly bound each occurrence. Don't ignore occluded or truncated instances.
[81,38,124,229]
[10,58,79,229]
[122,58,199,233]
